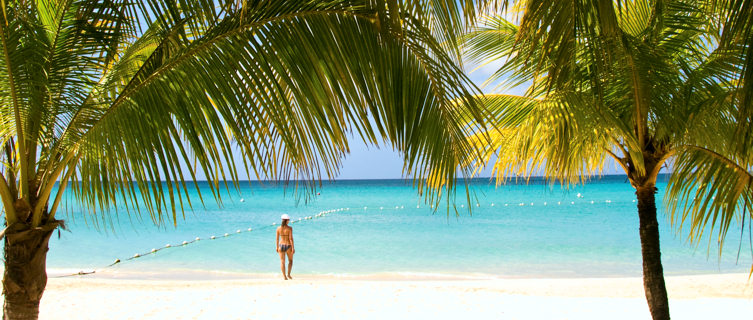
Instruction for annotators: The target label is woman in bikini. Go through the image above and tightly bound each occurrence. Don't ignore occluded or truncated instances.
[276,214,295,280]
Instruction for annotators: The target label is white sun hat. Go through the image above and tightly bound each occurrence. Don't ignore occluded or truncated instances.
[281,214,290,220]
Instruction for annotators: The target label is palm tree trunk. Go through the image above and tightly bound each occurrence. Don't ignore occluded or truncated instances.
[636,185,670,320]
[2,223,57,320]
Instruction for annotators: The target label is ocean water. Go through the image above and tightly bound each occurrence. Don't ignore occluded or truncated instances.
[44,176,750,278]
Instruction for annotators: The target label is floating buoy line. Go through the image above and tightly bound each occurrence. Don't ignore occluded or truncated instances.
[55,197,631,278]
[53,207,354,277]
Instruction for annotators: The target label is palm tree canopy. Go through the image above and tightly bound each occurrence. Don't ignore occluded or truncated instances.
[463,0,751,257]
[0,0,489,229]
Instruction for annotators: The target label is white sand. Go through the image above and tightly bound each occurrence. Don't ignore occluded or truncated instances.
[34,273,752,319]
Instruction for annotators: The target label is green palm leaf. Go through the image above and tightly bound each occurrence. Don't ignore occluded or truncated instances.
[667,145,753,250]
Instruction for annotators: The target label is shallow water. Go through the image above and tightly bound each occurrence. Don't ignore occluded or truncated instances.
[44,176,750,278]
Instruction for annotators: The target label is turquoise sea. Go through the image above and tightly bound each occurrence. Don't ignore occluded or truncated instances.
[45,175,749,278]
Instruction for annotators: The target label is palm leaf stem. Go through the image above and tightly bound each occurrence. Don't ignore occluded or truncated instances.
[30,151,75,227]
[47,155,78,222]
[0,14,28,206]
[386,0,403,38]
[626,48,650,157]
[647,149,675,183]
[736,197,748,264]
[684,145,753,180]
[604,148,631,174]
[42,0,75,76]
[608,135,631,159]
[0,171,15,224]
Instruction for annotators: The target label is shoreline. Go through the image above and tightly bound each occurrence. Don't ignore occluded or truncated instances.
[46,272,753,297]
[38,273,752,319]
[46,267,749,281]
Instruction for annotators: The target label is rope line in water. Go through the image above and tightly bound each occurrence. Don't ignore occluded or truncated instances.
[54,197,627,278]
[53,208,351,278]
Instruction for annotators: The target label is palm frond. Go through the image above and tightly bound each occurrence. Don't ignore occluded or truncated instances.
[666,145,753,254]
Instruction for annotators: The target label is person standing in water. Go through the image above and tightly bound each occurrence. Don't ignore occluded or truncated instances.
[276,214,295,280]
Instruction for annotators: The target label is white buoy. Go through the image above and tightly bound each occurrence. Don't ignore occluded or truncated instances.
[461,204,464,208]
[543,202,547,206]
[558,201,561,205]
[151,248,157,253]
[364,206,368,210]
[519,203,524,206]
[590,201,594,204]
[401,206,404,209]
[211,236,216,239]
[380,207,383,210]
[182,241,188,245]
[236,230,241,233]
[577,193,582,198]
[248,228,252,231]
[224,233,229,237]
[240,198,245,202]
[195,237,201,241]
[417,205,420,208]
[530,202,534,206]
[476,203,480,207]
[165,244,171,248]
[491,203,495,207]
[133,254,140,258]
[632,200,636,202]
[571,201,575,205]
[504,204,508,207]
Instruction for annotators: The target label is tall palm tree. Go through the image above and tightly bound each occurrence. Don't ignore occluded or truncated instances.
[462,1,751,319]
[0,0,486,318]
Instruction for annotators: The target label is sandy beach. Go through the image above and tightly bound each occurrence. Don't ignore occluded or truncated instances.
[36,272,751,319]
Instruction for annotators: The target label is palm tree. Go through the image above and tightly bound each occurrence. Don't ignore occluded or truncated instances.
[0,0,486,318]
[462,1,751,319]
